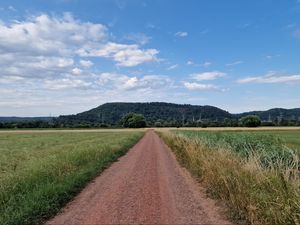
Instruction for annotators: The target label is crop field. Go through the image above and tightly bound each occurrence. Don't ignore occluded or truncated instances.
[176,129,300,150]
[159,129,300,225]
[176,130,300,166]
[258,130,300,150]
[0,131,144,225]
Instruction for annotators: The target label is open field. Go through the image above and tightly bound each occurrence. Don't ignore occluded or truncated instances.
[0,128,147,134]
[0,131,144,225]
[159,129,300,225]
[258,130,300,150]
[175,130,300,155]
[158,126,300,131]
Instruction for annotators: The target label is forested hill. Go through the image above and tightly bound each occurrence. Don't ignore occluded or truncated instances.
[56,102,233,126]
[237,108,300,121]
[2,103,299,128]
[0,117,52,122]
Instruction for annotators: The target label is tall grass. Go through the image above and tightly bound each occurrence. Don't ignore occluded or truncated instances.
[175,131,300,169]
[0,131,143,225]
[159,131,300,225]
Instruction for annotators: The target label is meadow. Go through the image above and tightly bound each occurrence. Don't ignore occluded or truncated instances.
[0,131,144,225]
[159,129,300,225]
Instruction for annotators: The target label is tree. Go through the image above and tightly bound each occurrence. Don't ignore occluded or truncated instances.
[120,113,146,128]
[154,121,163,127]
[240,115,261,127]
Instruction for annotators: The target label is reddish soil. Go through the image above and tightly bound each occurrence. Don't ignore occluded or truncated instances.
[46,130,232,225]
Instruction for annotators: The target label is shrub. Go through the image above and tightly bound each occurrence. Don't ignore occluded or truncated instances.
[120,113,146,128]
[240,115,261,127]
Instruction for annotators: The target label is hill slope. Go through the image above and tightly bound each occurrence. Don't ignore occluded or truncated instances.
[2,103,299,127]
[56,102,233,126]
[0,117,52,123]
[237,108,300,121]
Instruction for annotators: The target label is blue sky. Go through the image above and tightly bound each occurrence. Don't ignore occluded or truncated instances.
[0,0,300,116]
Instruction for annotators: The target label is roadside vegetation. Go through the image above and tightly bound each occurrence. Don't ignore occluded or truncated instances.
[0,131,143,225]
[159,130,300,225]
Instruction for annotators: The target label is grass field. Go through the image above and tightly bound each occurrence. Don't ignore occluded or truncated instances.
[258,130,300,150]
[175,130,300,167]
[0,131,144,225]
[159,129,300,225]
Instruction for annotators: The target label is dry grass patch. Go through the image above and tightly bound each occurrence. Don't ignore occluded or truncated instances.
[159,131,300,225]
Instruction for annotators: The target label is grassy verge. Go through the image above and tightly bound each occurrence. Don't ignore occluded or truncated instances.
[0,131,144,225]
[158,131,300,225]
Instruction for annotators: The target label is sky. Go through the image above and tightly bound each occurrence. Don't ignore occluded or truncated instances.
[0,0,300,116]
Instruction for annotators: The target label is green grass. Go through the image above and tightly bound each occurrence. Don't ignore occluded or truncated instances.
[175,130,300,169]
[0,131,144,225]
[257,131,300,150]
[159,130,300,225]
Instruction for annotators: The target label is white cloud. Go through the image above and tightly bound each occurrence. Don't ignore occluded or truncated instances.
[238,23,251,29]
[78,42,159,67]
[0,12,159,80]
[72,67,82,75]
[44,78,92,90]
[146,23,157,29]
[187,60,194,65]
[167,64,178,70]
[226,61,243,66]
[175,31,188,37]
[186,61,212,67]
[191,71,226,81]
[0,75,24,84]
[98,73,172,91]
[0,13,165,116]
[8,6,17,11]
[237,72,300,84]
[265,54,280,60]
[0,13,107,56]
[200,62,212,67]
[0,55,75,79]
[0,70,178,116]
[286,23,297,29]
[184,82,220,91]
[80,60,93,67]
[124,33,151,45]
[200,29,209,35]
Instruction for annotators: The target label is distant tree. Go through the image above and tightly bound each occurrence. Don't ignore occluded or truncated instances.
[154,121,163,127]
[98,123,109,128]
[200,122,208,128]
[120,113,146,128]
[279,119,289,126]
[240,115,261,127]
[261,121,276,126]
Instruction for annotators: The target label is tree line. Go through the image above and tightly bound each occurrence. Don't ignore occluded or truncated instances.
[1,113,300,129]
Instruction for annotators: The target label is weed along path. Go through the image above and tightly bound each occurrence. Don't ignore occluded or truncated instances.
[46,130,232,224]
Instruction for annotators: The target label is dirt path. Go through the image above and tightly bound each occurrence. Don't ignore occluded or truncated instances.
[46,130,232,225]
